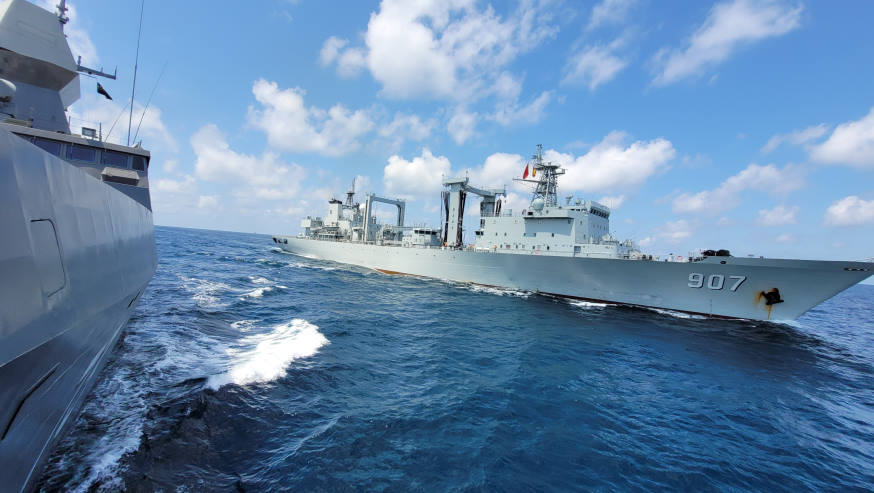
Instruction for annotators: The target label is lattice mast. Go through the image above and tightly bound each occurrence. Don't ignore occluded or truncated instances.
[515,144,564,206]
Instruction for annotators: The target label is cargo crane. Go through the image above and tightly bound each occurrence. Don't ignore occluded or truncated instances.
[442,177,505,248]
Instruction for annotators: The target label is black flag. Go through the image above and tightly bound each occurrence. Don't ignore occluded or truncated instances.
[97,82,112,100]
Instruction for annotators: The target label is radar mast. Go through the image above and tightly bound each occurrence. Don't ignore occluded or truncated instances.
[515,144,565,207]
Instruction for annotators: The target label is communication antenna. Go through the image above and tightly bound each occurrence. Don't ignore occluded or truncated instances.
[132,60,167,144]
[56,0,69,26]
[127,0,145,146]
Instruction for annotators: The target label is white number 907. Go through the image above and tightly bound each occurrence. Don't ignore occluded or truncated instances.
[688,273,746,291]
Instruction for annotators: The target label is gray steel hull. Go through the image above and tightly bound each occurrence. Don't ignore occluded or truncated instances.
[0,128,156,492]
[275,236,871,321]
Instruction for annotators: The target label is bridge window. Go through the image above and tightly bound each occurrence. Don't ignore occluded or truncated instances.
[33,137,62,156]
[101,150,129,168]
[67,144,97,162]
[132,156,147,171]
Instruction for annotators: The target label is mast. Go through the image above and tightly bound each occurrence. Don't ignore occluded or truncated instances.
[515,144,565,207]
[56,0,69,26]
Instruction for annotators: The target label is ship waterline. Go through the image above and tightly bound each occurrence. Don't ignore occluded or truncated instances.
[271,144,871,321]
[273,236,871,321]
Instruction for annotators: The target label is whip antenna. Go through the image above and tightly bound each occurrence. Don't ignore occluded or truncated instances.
[132,60,167,144]
[127,0,145,146]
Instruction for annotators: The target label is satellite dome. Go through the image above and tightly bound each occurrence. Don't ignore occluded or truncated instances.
[531,198,545,211]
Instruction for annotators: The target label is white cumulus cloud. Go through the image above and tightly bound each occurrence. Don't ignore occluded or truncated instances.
[756,204,798,226]
[192,123,304,201]
[545,131,676,194]
[809,108,874,169]
[383,148,452,199]
[824,196,874,226]
[447,108,478,145]
[652,0,802,85]
[673,163,805,215]
[246,79,373,156]
[323,0,556,102]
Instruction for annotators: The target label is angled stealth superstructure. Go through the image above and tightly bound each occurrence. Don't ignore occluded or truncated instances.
[0,1,156,490]
[273,145,871,321]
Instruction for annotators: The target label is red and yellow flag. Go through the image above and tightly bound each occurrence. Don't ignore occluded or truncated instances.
[523,163,529,179]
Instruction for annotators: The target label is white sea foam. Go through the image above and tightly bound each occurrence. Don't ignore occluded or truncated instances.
[231,319,257,332]
[646,307,708,320]
[208,319,329,389]
[180,275,231,309]
[241,286,273,299]
[571,300,609,309]
[288,262,337,272]
[249,276,272,285]
[466,284,531,298]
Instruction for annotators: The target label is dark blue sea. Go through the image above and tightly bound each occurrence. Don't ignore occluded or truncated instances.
[39,226,874,491]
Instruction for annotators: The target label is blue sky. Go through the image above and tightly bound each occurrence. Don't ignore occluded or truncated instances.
[58,0,874,263]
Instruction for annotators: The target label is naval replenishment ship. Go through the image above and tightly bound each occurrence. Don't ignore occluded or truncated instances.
[0,1,156,490]
[273,145,872,322]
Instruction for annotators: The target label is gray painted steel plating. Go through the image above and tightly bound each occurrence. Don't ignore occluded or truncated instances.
[0,1,156,490]
[273,144,872,321]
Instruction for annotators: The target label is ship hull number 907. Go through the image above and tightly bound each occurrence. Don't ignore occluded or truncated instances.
[688,273,746,291]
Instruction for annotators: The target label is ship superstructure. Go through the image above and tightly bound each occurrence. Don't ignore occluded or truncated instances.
[273,145,871,322]
[0,1,156,490]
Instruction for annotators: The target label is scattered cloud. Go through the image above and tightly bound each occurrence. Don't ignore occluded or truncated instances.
[809,107,874,169]
[489,91,552,126]
[652,0,803,85]
[379,112,435,148]
[588,0,636,30]
[761,124,828,153]
[198,195,220,209]
[246,79,373,156]
[383,148,451,199]
[756,204,798,226]
[192,123,304,201]
[319,36,366,77]
[447,108,478,145]
[776,233,795,243]
[544,131,676,194]
[824,196,874,226]
[658,219,693,242]
[562,41,628,90]
[673,163,805,215]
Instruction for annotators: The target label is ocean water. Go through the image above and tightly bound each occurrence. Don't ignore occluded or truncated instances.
[38,226,874,491]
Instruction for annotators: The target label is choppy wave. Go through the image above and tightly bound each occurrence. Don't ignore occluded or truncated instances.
[39,227,874,492]
[207,319,329,389]
[180,275,232,309]
[241,286,273,299]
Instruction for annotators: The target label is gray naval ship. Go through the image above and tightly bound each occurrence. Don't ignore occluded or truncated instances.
[0,1,156,490]
[273,145,871,321]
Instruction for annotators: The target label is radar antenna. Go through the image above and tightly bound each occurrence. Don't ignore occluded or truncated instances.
[514,144,565,207]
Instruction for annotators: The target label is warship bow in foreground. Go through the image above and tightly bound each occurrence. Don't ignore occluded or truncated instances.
[273,145,871,321]
[0,1,156,490]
